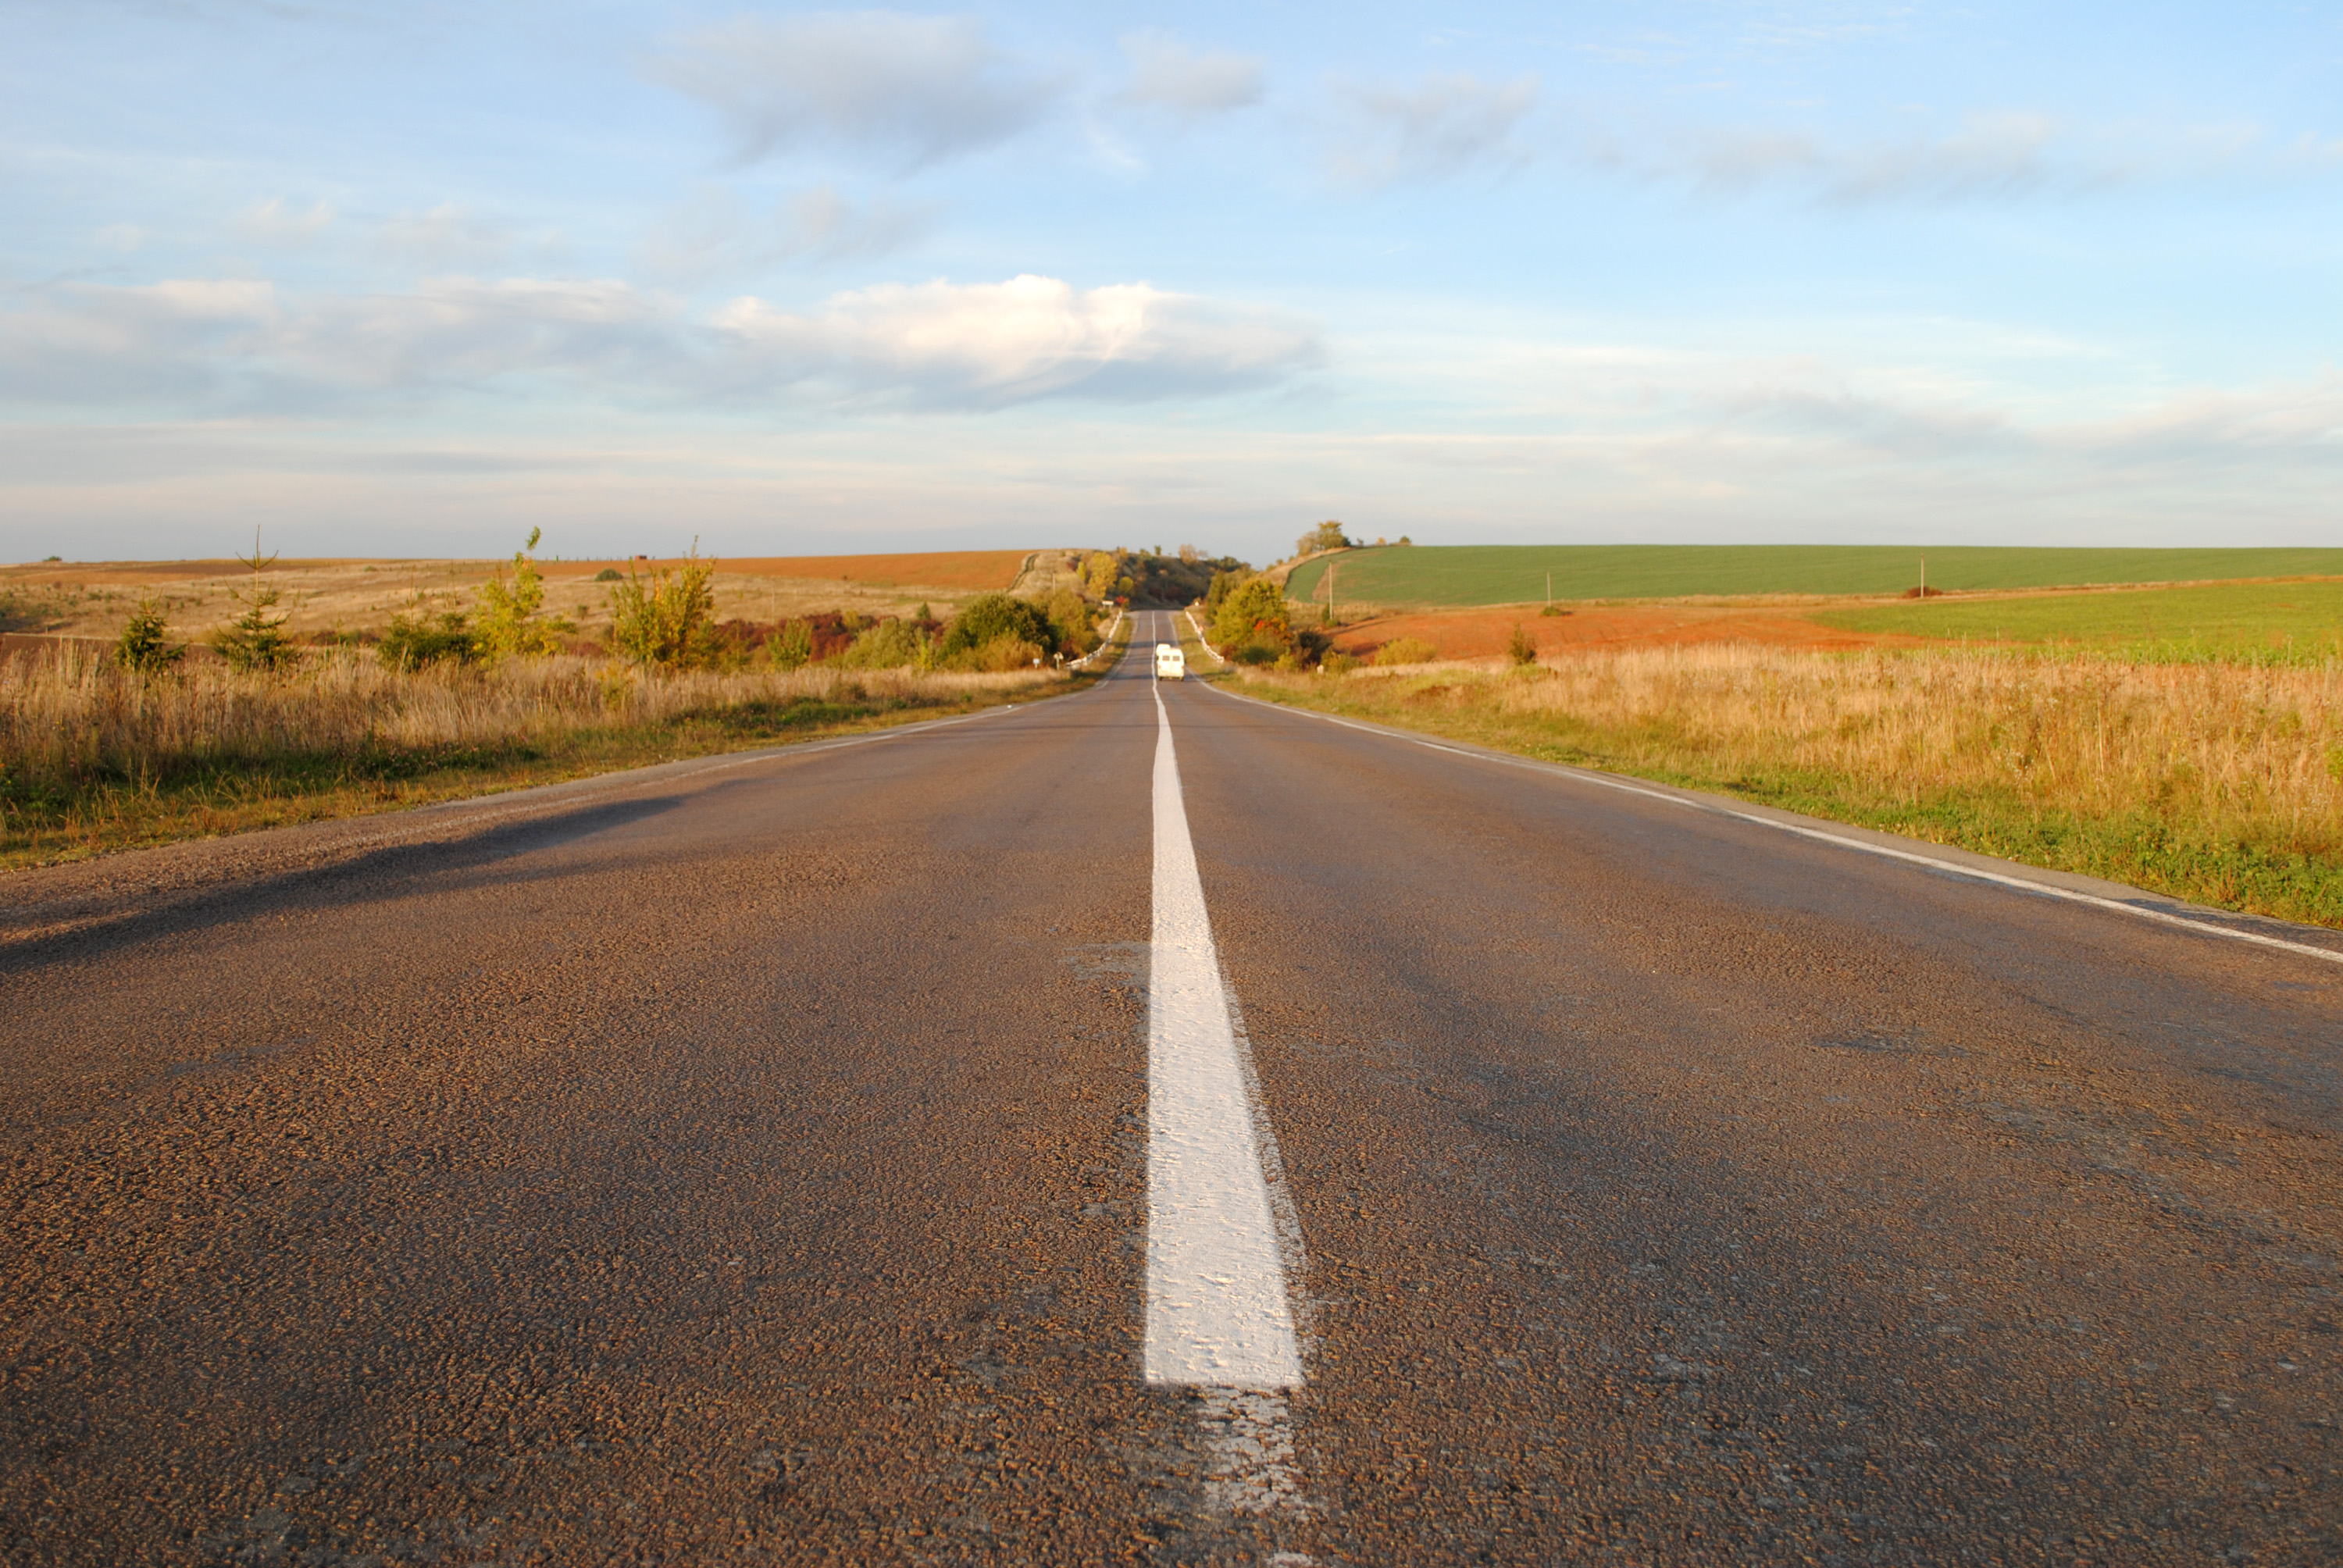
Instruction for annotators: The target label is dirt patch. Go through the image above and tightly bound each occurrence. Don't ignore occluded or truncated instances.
[1329,604,1923,660]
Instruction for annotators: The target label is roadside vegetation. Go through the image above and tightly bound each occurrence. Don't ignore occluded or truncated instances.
[0,535,1147,867]
[1224,647,2343,928]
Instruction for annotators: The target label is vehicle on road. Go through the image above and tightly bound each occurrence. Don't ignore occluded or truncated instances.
[1154,643,1185,680]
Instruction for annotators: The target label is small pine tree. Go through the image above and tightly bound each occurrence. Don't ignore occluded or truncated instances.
[209,534,296,673]
[115,594,184,674]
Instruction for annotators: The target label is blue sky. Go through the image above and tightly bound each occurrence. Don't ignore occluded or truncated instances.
[2,2,2338,565]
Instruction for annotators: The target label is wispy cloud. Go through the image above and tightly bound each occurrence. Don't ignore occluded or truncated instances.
[1575,111,2295,205]
[0,272,1322,412]
[1329,70,1540,187]
[636,185,935,282]
[1116,30,1263,121]
[650,11,1066,169]
[235,196,335,244]
[373,203,515,269]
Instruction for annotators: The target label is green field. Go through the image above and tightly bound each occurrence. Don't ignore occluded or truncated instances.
[1286,545,2343,607]
[1815,579,2343,661]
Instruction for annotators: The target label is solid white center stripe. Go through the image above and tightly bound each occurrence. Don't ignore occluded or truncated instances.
[1145,680,1304,1389]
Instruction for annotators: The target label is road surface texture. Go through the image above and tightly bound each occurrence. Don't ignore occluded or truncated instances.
[4,611,2340,1565]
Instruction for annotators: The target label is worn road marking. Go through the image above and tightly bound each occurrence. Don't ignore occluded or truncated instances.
[1200,680,2343,970]
[1146,679,1304,1389]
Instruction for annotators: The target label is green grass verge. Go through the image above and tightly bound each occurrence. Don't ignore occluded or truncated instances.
[1813,579,2343,663]
[1221,669,2343,929]
[1287,545,2343,608]
[2,683,1068,871]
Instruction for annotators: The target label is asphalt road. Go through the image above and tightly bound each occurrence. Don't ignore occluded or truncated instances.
[5,610,2341,1565]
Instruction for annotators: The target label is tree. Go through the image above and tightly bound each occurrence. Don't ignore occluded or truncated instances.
[1082,551,1121,600]
[477,527,574,657]
[1211,576,1291,648]
[768,619,814,671]
[209,533,296,673]
[1295,520,1351,558]
[1043,587,1097,656]
[115,594,183,675]
[941,593,1057,657]
[1507,623,1538,666]
[608,545,718,668]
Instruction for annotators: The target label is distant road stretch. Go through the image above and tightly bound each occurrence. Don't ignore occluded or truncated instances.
[5,611,2338,1564]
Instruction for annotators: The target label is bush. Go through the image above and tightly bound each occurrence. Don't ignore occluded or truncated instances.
[768,619,815,671]
[942,593,1057,659]
[608,548,717,668]
[1320,650,1357,675]
[1043,587,1097,657]
[380,610,483,671]
[836,617,929,669]
[1232,640,1282,666]
[594,567,622,583]
[115,595,183,675]
[1373,636,1439,667]
[1507,623,1538,666]
[1211,576,1290,648]
[477,527,574,657]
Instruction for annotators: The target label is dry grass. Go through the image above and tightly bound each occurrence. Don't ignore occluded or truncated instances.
[1236,644,2343,926]
[0,648,1065,867]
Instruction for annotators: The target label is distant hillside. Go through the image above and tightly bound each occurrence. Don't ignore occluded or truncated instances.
[1286,546,2343,607]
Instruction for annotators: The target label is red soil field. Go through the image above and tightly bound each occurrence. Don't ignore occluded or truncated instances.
[1329,603,1920,660]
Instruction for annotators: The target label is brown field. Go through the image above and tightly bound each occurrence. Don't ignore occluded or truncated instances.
[1325,601,1920,661]
[0,550,1051,647]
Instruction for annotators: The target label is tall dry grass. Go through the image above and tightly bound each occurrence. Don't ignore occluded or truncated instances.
[0,647,1065,864]
[1245,644,2343,924]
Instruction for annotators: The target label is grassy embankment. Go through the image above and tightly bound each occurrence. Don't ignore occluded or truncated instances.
[0,649,1079,870]
[1286,543,2343,608]
[1225,649,2343,925]
[1221,565,2343,925]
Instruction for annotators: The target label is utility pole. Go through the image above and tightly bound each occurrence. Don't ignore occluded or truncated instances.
[1920,554,1928,597]
[1546,570,1553,608]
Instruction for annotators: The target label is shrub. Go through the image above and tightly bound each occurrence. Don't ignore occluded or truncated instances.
[594,567,622,582]
[1043,587,1097,657]
[1373,636,1439,667]
[942,593,1057,659]
[836,617,929,669]
[380,609,483,671]
[477,527,575,657]
[114,595,183,675]
[1320,650,1357,675]
[1507,623,1539,665]
[1232,640,1282,666]
[768,619,815,671]
[1211,576,1290,649]
[608,548,717,668]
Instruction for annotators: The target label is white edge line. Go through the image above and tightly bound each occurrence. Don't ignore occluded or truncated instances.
[1195,679,2343,970]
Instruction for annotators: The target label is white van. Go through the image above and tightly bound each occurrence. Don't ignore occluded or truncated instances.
[1154,643,1186,680]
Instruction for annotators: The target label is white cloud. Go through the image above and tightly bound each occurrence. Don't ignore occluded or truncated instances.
[1117,30,1263,120]
[637,185,935,282]
[1330,70,1540,187]
[712,273,1322,406]
[94,224,148,253]
[651,11,1064,169]
[0,272,1321,412]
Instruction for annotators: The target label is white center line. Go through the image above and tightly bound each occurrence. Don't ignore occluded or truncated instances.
[1145,676,1304,1389]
